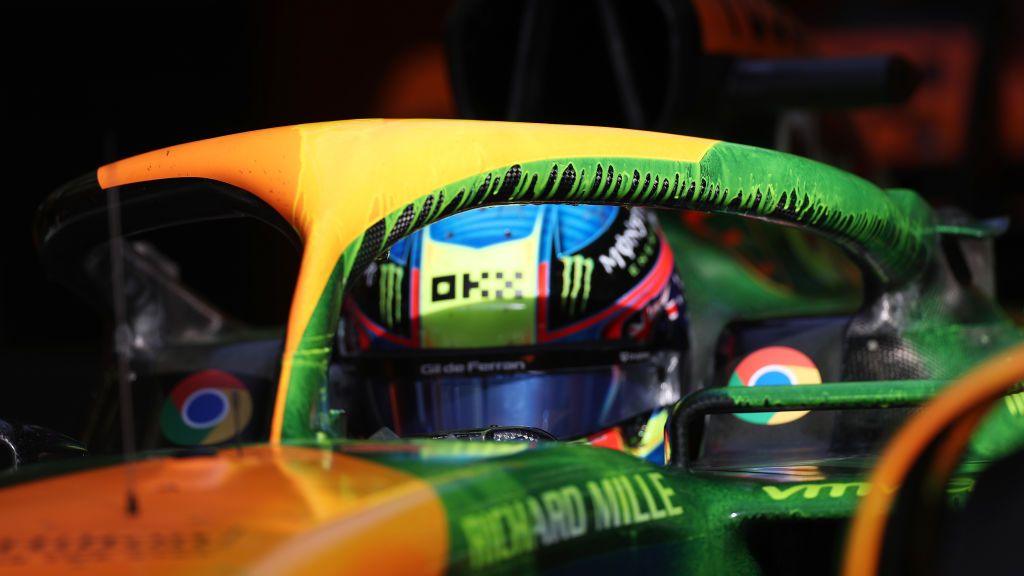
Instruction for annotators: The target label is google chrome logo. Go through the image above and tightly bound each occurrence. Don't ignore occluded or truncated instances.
[160,369,253,446]
[728,346,822,425]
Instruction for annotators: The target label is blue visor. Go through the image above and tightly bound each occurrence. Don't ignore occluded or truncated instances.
[354,352,681,440]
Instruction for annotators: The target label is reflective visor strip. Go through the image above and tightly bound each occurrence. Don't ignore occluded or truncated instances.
[94,119,934,442]
[347,350,681,440]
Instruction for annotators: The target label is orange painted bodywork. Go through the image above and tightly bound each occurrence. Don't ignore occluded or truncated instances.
[95,119,718,443]
[0,446,447,575]
[814,27,979,167]
[97,126,304,230]
[691,0,803,57]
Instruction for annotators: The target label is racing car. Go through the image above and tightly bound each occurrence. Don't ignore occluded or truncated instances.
[3,119,1024,575]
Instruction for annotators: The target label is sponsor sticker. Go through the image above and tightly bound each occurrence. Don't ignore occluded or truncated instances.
[728,346,822,425]
[160,369,253,445]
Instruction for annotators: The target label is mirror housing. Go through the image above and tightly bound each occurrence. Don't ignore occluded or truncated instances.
[0,419,87,471]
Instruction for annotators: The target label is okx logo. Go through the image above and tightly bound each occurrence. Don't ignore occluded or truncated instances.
[559,255,594,313]
[431,271,525,302]
[378,263,404,327]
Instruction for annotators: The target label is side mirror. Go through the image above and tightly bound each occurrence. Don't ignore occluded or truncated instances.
[0,419,87,472]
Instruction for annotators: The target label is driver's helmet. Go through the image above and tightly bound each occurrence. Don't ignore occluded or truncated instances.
[338,204,687,463]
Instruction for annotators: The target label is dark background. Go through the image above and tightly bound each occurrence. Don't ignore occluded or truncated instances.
[2,1,456,433]
[2,0,1022,437]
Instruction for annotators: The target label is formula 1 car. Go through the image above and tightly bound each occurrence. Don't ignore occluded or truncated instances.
[4,119,1024,575]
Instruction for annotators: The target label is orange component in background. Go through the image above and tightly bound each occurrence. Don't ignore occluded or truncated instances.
[692,0,804,57]
[1001,53,1024,159]
[375,43,457,119]
[814,27,979,167]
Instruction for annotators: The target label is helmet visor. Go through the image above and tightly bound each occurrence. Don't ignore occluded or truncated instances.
[342,349,682,440]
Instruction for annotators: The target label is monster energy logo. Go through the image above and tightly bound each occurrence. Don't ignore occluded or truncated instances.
[560,255,594,314]
[379,263,404,327]
[598,210,652,276]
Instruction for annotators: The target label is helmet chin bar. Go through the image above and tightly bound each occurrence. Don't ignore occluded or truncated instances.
[89,119,936,443]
